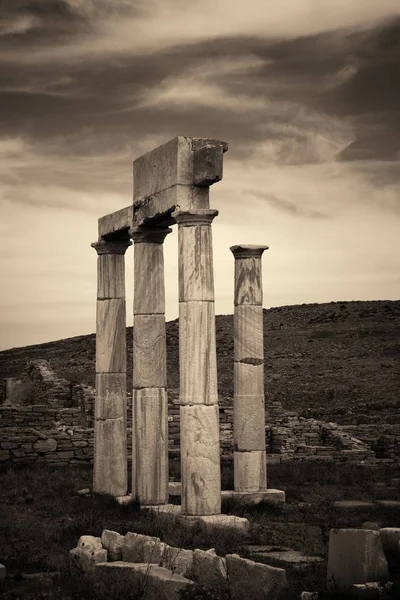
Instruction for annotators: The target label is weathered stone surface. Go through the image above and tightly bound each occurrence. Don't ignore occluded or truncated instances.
[234,362,264,397]
[162,546,193,577]
[193,548,227,590]
[96,299,126,373]
[77,535,103,551]
[95,374,126,420]
[245,546,324,571]
[350,582,382,599]
[379,528,400,572]
[143,539,167,565]
[93,416,127,497]
[226,553,288,600]
[333,501,376,509]
[98,205,132,238]
[234,305,264,362]
[178,514,249,533]
[221,489,285,507]
[234,394,265,451]
[133,314,167,388]
[101,529,124,561]
[96,561,194,600]
[70,545,107,573]
[180,404,221,515]
[179,302,218,405]
[177,216,217,302]
[132,388,168,505]
[122,532,160,563]
[133,236,169,315]
[327,529,389,591]
[231,246,268,306]
[33,438,57,453]
[234,450,267,493]
[97,254,126,299]
[193,144,224,186]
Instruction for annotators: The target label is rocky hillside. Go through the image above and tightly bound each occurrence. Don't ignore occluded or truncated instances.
[0,300,399,424]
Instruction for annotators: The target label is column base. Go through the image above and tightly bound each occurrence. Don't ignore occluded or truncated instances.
[221,489,285,507]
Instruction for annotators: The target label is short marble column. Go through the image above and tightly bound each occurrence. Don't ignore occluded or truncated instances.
[91,237,131,496]
[172,209,221,516]
[131,225,172,505]
[230,245,269,493]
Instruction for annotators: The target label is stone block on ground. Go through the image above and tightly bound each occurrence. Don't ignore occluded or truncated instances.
[245,545,324,572]
[193,548,228,591]
[122,532,160,563]
[178,513,249,533]
[226,553,288,600]
[350,582,382,600]
[379,528,400,573]
[69,545,107,574]
[101,529,124,561]
[161,545,193,577]
[77,535,103,551]
[327,529,389,591]
[143,539,167,565]
[221,489,285,507]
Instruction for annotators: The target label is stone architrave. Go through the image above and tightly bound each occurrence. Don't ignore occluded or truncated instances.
[131,226,172,506]
[172,208,221,516]
[91,237,131,497]
[230,245,269,493]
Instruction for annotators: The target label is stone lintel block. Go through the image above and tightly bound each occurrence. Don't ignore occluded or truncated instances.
[132,388,168,506]
[97,254,126,299]
[98,205,133,238]
[179,302,218,405]
[96,299,126,373]
[234,451,267,493]
[234,362,264,397]
[93,416,127,497]
[327,529,389,591]
[133,185,210,228]
[193,144,223,186]
[234,255,265,306]
[221,489,285,507]
[234,394,266,451]
[95,374,126,420]
[134,242,166,314]
[178,219,216,302]
[180,404,221,515]
[234,305,264,362]
[226,553,288,600]
[133,314,167,388]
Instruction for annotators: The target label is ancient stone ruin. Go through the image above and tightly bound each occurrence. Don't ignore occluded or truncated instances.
[91,137,279,518]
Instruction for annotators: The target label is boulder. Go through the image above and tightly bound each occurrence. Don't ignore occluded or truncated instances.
[327,529,389,591]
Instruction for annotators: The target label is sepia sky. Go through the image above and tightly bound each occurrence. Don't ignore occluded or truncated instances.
[0,0,400,350]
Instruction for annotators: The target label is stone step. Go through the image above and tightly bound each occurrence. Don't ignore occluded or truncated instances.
[244,544,324,573]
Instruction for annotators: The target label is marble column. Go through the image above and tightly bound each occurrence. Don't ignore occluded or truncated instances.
[230,245,269,493]
[91,236,131,496]
[131,225,172,505]
[172,209,221,516]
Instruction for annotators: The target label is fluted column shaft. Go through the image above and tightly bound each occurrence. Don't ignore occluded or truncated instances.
[92,237,131,496]
[173,208,221,516]
[131,226,172,505]
[230,244,269,493]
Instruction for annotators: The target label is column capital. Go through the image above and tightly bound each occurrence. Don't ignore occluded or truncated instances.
[172,209,218,227]
[230,245,269,259]
[91,238,132,255]
[129,225,172,244]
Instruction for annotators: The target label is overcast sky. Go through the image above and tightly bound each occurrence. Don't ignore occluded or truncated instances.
[0,0,399,350]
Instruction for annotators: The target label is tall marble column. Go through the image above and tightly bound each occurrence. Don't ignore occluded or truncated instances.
[91,236,131,496]
[230,245,269,493]
[131,225,172,505]
[172,209,221,516]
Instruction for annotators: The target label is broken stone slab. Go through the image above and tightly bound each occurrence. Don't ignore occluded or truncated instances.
[375,500,400,508]
[192,548,228,591]
[69,545,107,574]
[161,545,193,577]
[379,528,400,573]
[94,562,194,600]
[177,513,249,533]
[142,503,181,516]
[168,482,181,496]
[333,501,376,509]
[143,539,167,565]
[116,494,132,505]
[226,553,288,600]
[77,535,103,551]
[77,488,91,496]
[221,489,285,507]
[245,545,324,572]
[101,529,125,561]
[122,532,160,563]
[327,529,389,591]
[350,582,382,599]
